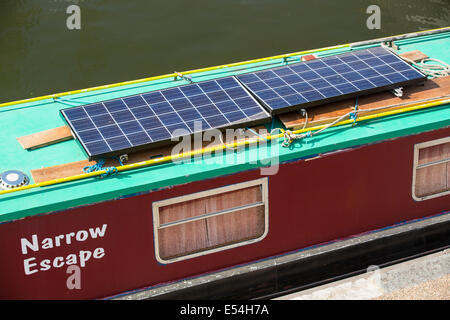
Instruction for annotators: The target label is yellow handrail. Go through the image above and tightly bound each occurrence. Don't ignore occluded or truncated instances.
[1,96,448,196]
[2,26,450,110]
[2,26,449,110]
[0,44,348,109]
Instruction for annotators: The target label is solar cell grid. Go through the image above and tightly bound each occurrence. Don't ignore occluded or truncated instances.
[237,47,426,114]
[61,77,271,159]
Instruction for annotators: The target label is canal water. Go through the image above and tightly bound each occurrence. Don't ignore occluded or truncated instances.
[0,0,449,103]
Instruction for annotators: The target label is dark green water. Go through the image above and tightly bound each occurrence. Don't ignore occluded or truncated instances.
[0,0,449,103]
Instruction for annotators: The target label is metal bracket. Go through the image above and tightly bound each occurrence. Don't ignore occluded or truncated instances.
[298,108,307,117]
[174,71,194,83]
[119,154,129,164]
[382,40,399,51]
[391,87,404,97]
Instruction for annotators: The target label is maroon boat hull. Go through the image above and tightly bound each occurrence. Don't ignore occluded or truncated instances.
[0,127,448,299]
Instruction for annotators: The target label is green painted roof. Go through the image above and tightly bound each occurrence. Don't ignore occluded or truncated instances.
[0,31,449,223]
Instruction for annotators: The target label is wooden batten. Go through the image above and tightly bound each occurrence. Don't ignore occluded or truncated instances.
[279,76,450,130]
[399,50,429,63]
[31,159,96,184]
[17,126,73,150]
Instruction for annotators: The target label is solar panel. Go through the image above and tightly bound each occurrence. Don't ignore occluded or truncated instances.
[236,47,427,114]
[61,77,271,160]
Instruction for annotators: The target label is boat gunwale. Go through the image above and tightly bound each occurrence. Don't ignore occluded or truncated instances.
[1,26,449,109]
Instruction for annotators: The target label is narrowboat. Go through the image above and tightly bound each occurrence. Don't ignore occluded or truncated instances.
[0,27,449,299]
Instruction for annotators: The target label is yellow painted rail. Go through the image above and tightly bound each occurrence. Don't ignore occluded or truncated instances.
[1,26,449,110]
[0,44,348,109]
[1,96,448,196]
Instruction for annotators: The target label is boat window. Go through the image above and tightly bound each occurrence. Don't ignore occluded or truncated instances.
[152,178,268,263]
[413,137,450,200]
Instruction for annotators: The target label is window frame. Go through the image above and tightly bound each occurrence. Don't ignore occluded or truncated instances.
[152,177,269,264]
[412,136,450,201]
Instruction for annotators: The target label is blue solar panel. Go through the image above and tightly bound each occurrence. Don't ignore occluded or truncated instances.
[61,77,271,160]
[236,47,426,114]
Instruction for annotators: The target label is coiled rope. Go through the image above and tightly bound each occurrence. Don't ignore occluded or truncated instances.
[407,58,450,78]
[83,157,123,178]
[381,43,450,78]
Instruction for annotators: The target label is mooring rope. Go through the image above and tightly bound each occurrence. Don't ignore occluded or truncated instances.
[279,105,360,148]
[381,43,450,78]
[409,58,450,78]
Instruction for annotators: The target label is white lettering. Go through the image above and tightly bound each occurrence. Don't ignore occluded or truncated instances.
[20,224,108,275]
[66,232,75,245]
[76,230,88,242]
[24,257,38,275]
[21,235,38,255]
[40,259,51,271]
[55,234,65,247]
[52,256,64,268]
[41,237,53,250]
[93,247,105,259]
[66,254,77,265]
[88,224,107,239]
[79,250,92,267]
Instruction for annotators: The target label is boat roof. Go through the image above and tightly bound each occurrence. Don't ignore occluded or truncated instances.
[1,29,449,223]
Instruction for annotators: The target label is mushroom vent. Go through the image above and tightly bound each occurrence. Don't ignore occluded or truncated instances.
[0,170,30,190]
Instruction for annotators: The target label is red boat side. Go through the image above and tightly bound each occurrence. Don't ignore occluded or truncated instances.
[0,126,448,299]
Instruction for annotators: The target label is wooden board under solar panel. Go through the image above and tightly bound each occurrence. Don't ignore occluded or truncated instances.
[61,77,271,160]
[236,46,427,115]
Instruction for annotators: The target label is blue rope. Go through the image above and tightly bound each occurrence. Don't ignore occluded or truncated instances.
[112,156,124,166]
[349,97,359,125]
[83,157,122,178]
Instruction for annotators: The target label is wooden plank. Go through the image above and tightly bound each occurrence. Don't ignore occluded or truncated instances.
[279,76,450,130]
[17,126,73,150]
[30,126,268,183]
[30,146,172,184]
[31,160,96,183]
[400,50,429,62]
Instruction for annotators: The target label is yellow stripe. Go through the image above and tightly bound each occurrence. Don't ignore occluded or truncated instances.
[1,97,448,196]
[365,26,450,44]
[2,27,449,109]
[0,44,348,109]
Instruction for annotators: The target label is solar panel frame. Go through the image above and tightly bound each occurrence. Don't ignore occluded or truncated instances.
[236,47,427,115]
[61,76,271,160]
